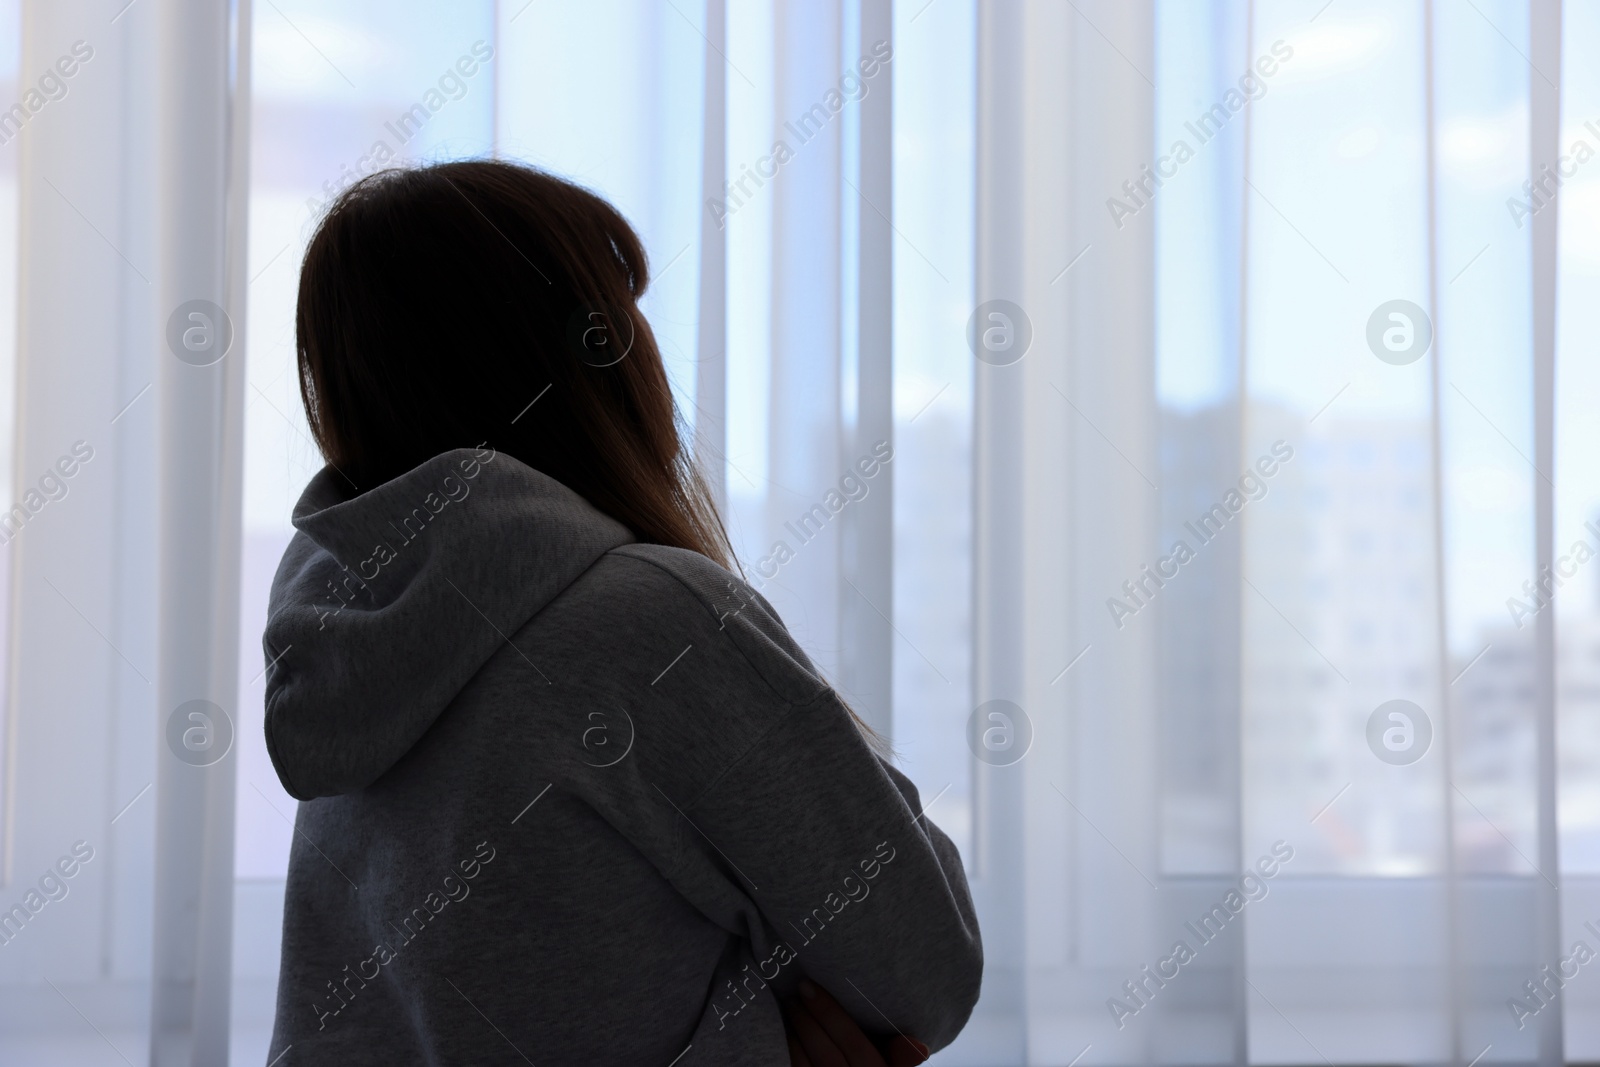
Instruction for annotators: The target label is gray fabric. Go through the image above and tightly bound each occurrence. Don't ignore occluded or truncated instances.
[262,447,982,1066]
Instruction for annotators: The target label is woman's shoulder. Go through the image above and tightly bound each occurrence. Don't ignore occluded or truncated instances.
[582,543,829,709]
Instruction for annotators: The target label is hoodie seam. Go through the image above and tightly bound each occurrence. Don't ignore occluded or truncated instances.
[603,548,828,710]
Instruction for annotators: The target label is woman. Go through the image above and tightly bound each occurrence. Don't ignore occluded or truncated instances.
[262,160,982,1066]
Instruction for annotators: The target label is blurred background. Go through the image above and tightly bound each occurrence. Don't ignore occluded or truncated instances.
[0,0,1596,1063]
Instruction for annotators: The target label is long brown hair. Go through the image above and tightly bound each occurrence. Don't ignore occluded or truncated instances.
[295,160,887,749]
[294,159,734,570]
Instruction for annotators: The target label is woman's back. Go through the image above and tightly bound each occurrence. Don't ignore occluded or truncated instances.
[263,447,981,1065]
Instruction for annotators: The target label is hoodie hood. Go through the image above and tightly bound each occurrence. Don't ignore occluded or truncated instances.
[262,446,633,800]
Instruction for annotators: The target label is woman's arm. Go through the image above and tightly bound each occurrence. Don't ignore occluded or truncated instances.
[677,687,983,1051]
[609,549,982,1049]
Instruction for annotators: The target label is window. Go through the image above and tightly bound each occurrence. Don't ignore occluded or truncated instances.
[4,2,1599,1062]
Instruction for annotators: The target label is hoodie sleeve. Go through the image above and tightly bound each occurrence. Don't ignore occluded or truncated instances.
[680,686,982,1051]
[605,545,983,1049]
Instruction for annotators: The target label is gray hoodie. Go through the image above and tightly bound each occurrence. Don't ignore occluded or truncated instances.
[261,447,982,1066]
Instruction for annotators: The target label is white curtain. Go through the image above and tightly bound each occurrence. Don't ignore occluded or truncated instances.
[3,2,1598,1065]
[957,0,1583,1064]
